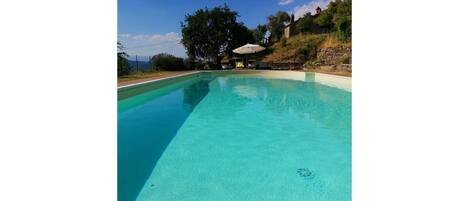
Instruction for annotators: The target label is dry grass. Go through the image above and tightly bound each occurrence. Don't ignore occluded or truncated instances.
[262,34,327,63]
[318,35,352,49]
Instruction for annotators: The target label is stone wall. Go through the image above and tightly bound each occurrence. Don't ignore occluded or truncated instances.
[316,46,351,65]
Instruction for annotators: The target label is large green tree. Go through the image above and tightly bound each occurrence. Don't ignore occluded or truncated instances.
[252,24,268,45]
[181,5,253,68]
[227,24,255,55]
[267,11,290,42]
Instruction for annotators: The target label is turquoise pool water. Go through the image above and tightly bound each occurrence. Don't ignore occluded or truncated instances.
[118,72,351,201]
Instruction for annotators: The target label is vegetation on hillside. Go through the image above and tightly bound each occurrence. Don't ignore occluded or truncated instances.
[267,11,291,42]
[314,0,351,40]
[295,12,317,34]
[261,0,352,65]
[263,34,351,64]
[262,34,327,63]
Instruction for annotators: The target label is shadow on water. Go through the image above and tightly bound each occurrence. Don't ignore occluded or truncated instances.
[118,78,212,201]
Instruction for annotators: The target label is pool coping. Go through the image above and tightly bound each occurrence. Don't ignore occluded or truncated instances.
[117,70,351,91]
[117,71,201,89]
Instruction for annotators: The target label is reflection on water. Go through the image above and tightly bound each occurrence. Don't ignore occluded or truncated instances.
[183,80,212,111]
[210,76,351,132]
[118,78,211,201]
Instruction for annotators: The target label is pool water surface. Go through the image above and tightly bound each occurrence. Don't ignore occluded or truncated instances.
[118,72,351,201]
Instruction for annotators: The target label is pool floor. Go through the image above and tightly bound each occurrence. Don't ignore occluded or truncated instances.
[119,74,351,201]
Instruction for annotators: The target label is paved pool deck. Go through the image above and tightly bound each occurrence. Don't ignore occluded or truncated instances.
[118,70,351,92]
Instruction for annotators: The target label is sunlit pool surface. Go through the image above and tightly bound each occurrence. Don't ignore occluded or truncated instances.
[118,72,351,201]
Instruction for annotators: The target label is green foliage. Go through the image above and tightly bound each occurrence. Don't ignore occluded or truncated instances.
[264,34,326,63]
[117,42,131,76]
[279,37,287,47]
[227,23,255,55]
[267,11,290,42]
[183,57,204,70]
[334,0,352,40]
[252,24,268,45]
[297,38,320,61]
[341,55,351,64]
[296,12,315,33]
[181,4,254,67]
[150,53,185,71]
[313,0,351,40]
[335,16,352,40]
[314,2,337,31]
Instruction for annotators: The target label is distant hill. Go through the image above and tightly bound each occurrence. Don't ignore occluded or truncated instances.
[128,60,151,71]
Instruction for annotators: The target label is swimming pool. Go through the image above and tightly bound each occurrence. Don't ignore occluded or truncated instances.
[118,71,351,201]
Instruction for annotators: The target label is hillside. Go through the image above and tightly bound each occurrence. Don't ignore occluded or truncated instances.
[128,60,151,71]
[261,33,351,73]
[262,34,327,63]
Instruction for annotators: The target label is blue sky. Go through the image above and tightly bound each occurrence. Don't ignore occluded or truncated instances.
[118,0,330,59]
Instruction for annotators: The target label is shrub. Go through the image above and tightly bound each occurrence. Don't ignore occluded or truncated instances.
[183,58,204,70]
[150,53,185,71]
[279,38,287,47]
[297,47,310,61]
[341,56,351,64]
[334,16,351,41]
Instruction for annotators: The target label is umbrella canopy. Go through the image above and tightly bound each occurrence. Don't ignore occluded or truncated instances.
[232,43,266,54]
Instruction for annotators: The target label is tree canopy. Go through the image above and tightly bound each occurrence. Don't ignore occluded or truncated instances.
[296,12,315,33]
[252,24,268,45]
[181,5,254,68]
[267,11,290,42]
[314,0,352,40]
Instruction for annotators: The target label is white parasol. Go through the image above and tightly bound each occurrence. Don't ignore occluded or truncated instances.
[232,43,266,54]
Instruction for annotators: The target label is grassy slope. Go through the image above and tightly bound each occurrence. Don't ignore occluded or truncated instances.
[262,34,351,63]
[262,34,326,63]
[318,35,352,49]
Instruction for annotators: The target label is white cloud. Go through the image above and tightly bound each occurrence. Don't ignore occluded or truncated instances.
[118,32,186,58]
[279,0,295,6]
[292,0,330,20]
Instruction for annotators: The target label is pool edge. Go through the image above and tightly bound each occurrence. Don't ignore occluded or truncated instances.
[117,70,351,92]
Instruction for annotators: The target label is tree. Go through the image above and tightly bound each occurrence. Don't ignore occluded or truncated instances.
[313,0,351,40]
[181,4,254,68]
[267,11,290,42]
[252,24,268,45]
[150,53,185,71]
[117,42,131,76]
[227,24,255,56]
[335,15,351,40]
[333,0,352,40]
[314,9,334,32]
[296,12,315,33]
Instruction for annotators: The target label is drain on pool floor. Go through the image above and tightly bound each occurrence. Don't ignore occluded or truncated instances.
[297,168,315,180]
